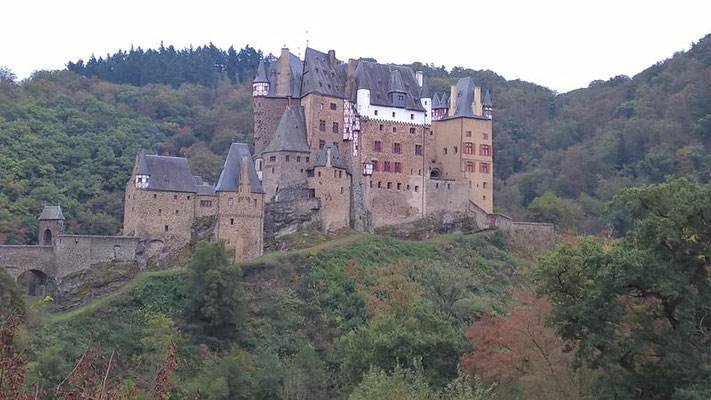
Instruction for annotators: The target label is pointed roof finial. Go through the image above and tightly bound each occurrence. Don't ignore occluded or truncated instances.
[483,89,493,107]
[254,59,268,83]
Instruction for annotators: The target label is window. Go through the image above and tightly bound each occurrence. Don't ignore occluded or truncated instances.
[392,127,397,133]
[332,122,339,133]
[174,194,178,200]
[454,146,458,154]
[397,182,402,190]
[341,187,344,194]
[306,157,310,163]
[481,144,491,156]
[466,130,472,137]
[480,162,490,174]
[392,143,401,154]
[158,209,162,216]
[483,182,487,189]
[285,155,290,162]
[228,198,234,206]
[339,170,343,178]
[387,182,392,189]
[200,200,212,207]
[319,120,326,131]
[483,132,489,140]
[164,225,169,232]
[187,196,191,200]
[394,162,402,173]
[230,218,234,225]
[443,147,448,155]
[392,112,396,117]
[373,141,382,152]
[410,114,415,120]
[373,160,379,172]
[383,161,391,172]
[379,124,384,131]
[334,170,338,178]
[319,140,326,149]
[378,181,382,188]
[319,102,324,110]
[269,155,276,162]
[330,102,337,110]
[414,185,419,192]
[464,142,473,154]
[409,127,415,134]
[466,161,474,172]
[415,144,423,155]
[175,210,179,215]
[297,156,301,162]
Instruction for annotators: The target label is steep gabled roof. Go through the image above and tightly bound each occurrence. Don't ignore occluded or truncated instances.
[39,205,64,220]
[266,51,303,98]
[135,154,197,192]
[216,143,264,194]
[420,75,431,98]
[440,92,449,109]
[313,144,349,172]
[263,106,311,154]
[353,62,425,112]
[253,59,269,83]
[301,48,347,98]
[431,93,441,109]
[441,77,490,121]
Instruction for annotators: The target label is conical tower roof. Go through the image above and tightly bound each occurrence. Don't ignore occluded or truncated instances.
[253,59,269,83]
[482,89,493,107]
[263,106,310,154]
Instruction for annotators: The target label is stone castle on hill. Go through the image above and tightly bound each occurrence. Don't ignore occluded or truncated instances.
[2,46,556,293]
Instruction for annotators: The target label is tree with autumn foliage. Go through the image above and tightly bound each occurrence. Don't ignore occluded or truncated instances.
[461,288,593,399]
[534,178,711,398]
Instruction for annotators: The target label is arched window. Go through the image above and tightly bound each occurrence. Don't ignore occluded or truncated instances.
[43,229,52,245]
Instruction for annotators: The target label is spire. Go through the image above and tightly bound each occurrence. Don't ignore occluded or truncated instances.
[420,75,431,98]
[432,93,441,108]
[440,92,449,109]
[253,59,268,83]
[482,89,492,107]
[39,205,65,221]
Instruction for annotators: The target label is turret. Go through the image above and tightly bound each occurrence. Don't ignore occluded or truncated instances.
[38,205,65,246]
[388,70,407,108]
[134,151,150,189]
[418,71,432,125]
[252,59,269,97]
[482,89,493,120]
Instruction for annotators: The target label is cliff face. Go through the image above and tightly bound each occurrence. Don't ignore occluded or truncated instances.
[54,261,138,310]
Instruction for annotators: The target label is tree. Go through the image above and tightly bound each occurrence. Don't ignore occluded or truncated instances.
[185,241,246,340]
[527,191,580,231]
[534,178,711,398]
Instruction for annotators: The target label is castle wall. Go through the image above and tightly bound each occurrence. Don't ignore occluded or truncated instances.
[264,193,322,251]
[0,245,55,279]
[123,185,196,247]
[431,117,493,213]
[308,167,351,232]
[254,97,290,156]
[54,235,140,277]
[425,179,469,215]
[215,191,265,262]
[301,93,345,160]
[359,119,428,228]
[195,194,217,218]
[262,151,311,202]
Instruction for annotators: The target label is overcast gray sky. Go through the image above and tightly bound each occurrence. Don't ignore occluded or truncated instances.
[1,0,709,93]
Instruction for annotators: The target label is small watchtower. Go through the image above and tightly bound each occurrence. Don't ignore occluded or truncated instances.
[38,205,65,246]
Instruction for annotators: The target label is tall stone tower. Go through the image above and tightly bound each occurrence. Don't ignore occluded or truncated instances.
[38,205,65,246]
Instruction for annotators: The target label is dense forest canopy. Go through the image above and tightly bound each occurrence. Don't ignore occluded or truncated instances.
[1,35,710,243]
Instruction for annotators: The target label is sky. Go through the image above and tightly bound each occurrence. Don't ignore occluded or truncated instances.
[1,0,710,93]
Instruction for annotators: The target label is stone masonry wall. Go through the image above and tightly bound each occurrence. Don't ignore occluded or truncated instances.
[195,194,217,218]
[425,179,470,216]
[262,151,312,201]
[301,93,345,161]
[54,235,140,277]
[308,166,351,232]
[254,97,289,156]
[123,184,196,247]
[0,246,55,279]
[215,191,265,262]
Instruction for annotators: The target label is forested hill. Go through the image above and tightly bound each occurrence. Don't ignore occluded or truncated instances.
[0,35,710,243]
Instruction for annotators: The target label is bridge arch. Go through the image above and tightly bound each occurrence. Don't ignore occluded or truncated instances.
[16,269,57,297]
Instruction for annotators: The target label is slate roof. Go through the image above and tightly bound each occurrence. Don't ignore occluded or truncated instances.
[313,144,349,172]
[136,154,197,192]
[440,92,449,109]
[263,106,311,154]
[266,52,303,98]
[216,143,264,193]
[301,48,347,98]
[353,62,425,112]
[193,176,216,196]
[420,75,431,98]
[482,89,493,107]
[441,77,490,121]
[253,59,269,83]
[388,70,406,93]
[39,205,65,220]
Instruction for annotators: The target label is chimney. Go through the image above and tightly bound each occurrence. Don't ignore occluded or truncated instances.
[328,49,336,65]
[449,84,456,116]
[276,48,291,97]
[240,155,250,193]
[326,148,333,168]
[473,86,482,116]
[416,71,423,86]
[345,59,358,99]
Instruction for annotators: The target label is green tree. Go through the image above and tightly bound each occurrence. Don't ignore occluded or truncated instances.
[534,178,711,398]
[185,241,246,339]
[527,191,579,230]
[0,269,24,319]
[281,345,328,400]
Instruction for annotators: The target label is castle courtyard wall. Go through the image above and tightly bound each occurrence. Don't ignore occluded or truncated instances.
[308,166,351,232]
[195,194,217,218]
[54,235,140,278]
[425,178,469,215]
[0,245,55,279]
[215,191,265,262]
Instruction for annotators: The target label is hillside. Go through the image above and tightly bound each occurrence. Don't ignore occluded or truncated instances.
[3,231,520,399]
[1,35,710,242]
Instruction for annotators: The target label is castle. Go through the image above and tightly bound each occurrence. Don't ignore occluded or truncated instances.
[4,46,542,292]
[121,46,497,261]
